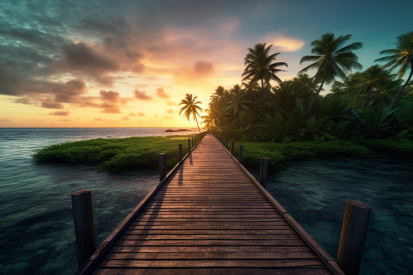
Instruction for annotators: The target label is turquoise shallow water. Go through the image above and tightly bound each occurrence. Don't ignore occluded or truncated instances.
[250,157,413,274]
[1,128,412,274]
[0,128,196,275]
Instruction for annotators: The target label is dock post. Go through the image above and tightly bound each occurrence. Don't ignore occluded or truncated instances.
[71,189,96,268]
[178,144,183,160]
[337,200,371,275]
[231,140,234,155]
[239,145,244,164]
[188,138,190,153]
[159,153,166,181]
[259,157,269,188]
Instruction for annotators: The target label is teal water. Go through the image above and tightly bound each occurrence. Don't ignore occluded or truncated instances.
[250,157,413,274]
[0,128,196,275]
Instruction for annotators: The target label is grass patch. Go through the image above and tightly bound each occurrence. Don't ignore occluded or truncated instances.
[228,139,413,170]
[33,134,413,173]
[33,135,195,172]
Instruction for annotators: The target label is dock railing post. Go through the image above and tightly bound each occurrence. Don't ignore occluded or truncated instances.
[178,144,183,160]
[239,145,244,164]
[259,157,269,189]
[71,189,96,268]
[337,200,371,275]
[159,153,166,181]
[188,138,190,153]
[231,140,234,155]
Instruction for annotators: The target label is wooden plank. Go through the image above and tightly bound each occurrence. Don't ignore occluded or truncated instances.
[98,259,325,268]
[92,268,333,275]
[113,240,307,246]
[118,234,301,240]
[122,229,297,235]
[104,251,318,260]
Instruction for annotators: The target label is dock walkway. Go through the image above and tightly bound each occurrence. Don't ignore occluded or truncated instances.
[77,134,343,275]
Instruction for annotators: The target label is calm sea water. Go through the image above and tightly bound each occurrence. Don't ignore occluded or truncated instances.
[0,128,197,275]
[250,157,413,275]
[0,128,412,274]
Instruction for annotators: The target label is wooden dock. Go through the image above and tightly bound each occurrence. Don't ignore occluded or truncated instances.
[76,134,344,275]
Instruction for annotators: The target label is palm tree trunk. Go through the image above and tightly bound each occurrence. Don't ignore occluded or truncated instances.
[361,87,372,109]
[261,79,265,104]
[389,64,413,111]
[304,76,326,117]
[195,116,201,133]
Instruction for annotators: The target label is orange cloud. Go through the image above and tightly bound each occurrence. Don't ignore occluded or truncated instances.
[166,100,177,106]
[50,111,70,116]
[264,35,305,52]
[121,116,130,120]
[137,112,145,116]
[134,89,153,100]
[156,88,170,99]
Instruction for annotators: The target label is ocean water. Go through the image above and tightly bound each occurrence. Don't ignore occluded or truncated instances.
[0,128,197,275]
[250,157,413,275]
[0,128,412,274]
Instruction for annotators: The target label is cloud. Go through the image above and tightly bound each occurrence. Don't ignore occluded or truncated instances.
[58,119,71,122]
[129,112,137,117]
[137,112,145,116]
[155,88,170,99]
[174,61,215,83]
[166,108,174,114]
[134,89,153,100]
[121,116,130,120]
[41,101,64,109]
[93,117,107,121]
[53,79,87,103]
[264,35,305,52]
[28,119,43,122]
[14,98,32,105]
[166,100,177,106]
[50,111,70,116]
[100,90,120,103]
[0,119,11,122]
[101,103,121,113]
[108,120,118,124]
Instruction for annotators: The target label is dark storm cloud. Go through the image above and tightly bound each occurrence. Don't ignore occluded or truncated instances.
[53,79,87,103]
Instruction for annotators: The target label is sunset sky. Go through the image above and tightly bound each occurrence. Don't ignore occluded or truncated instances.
[1,0,412,128]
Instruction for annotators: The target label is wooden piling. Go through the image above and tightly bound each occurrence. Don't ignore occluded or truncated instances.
[71,189,96,268]
[231,140,234,154]
[239,145,244,164]
[259,157,269,188]
[159,153,166,181]
[178,144,183,160]
[188,138,190,153]
[337,199,371,275]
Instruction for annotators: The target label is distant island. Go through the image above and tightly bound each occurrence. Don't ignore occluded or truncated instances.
[165,129,191,132]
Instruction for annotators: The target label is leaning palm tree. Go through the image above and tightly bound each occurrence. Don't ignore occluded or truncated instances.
[298,33,363,116]
[179,94,203,133]
[242,43,288,97]
[375,31,413,111]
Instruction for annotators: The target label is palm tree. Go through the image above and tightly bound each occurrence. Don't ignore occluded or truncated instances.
[298,33,363,116]
[201,109,216,130]
[242,43,288,98]
[351,65,394,108]
[375,31,413,111]
[223,85,252,116]
[179,94,203,133]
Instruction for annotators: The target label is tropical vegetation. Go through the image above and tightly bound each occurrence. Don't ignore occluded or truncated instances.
[202,32,413,145]
[179,94,203,133]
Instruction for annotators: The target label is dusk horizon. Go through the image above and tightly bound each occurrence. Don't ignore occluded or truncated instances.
[1,0,412,127]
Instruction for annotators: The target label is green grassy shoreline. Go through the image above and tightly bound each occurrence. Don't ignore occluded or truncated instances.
[32,135,413,172]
